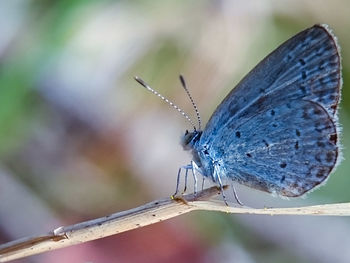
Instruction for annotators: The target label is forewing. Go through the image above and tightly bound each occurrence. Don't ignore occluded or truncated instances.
[201,24,341,144]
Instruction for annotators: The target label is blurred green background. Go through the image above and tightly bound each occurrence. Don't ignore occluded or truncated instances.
[0,1,349,262]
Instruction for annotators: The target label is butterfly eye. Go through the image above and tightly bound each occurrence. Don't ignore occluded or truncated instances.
[185,130,189,135]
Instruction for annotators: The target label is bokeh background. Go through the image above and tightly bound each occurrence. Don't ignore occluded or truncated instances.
[1,1,350,262]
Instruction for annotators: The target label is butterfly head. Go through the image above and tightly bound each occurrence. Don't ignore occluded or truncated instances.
[181,129,202,151]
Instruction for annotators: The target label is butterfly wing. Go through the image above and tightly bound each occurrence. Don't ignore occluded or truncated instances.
[211,95,337,196]
[201,24,341,143]
[199,24,341,196]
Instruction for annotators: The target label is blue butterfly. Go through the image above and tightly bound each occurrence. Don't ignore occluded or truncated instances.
[136,24,342,205]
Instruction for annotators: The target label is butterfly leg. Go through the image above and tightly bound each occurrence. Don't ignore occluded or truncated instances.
[191,160,199,195]
[174,164,191,196]
[214,164,228,206]
[230,180,244,206]
[174,167,182,197]
[183,168,189,193]
[201,177,206,191]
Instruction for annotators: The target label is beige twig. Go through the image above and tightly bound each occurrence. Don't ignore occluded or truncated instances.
[1,186,350,262]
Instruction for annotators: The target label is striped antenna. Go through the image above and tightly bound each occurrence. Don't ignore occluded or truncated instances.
[179,75,202,130]
[134,76,197,130]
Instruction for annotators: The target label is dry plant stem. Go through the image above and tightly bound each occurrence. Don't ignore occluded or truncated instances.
[1,186,350,262]
[0,187,222,262]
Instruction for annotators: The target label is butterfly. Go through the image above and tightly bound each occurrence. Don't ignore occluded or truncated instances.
[136,24,342,205]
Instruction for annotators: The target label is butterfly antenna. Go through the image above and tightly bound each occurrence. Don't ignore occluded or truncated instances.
[134,76,197,130]
[179,75,202,130]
